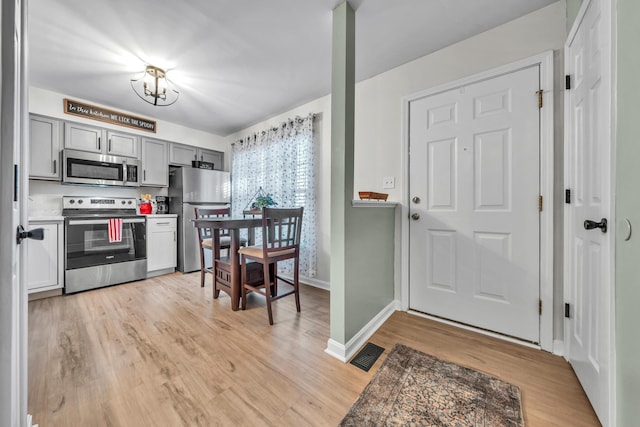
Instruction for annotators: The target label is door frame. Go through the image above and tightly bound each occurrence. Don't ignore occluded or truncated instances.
[0,0,29,424]
[400,51,555,352]
[563,0,617,424]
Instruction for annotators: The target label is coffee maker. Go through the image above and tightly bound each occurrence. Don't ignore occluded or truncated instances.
[155,196,169,214]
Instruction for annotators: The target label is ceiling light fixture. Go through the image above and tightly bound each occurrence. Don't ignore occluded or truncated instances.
[130,65,179,106]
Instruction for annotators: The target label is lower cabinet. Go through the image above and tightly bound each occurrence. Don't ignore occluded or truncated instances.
[147,216,177,277]
[26,220,64,294]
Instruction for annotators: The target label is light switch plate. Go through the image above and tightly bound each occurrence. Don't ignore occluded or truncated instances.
[383,176,395,189]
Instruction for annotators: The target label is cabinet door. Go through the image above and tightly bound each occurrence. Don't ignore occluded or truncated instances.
[26,223,59,291]
[64,122,104,153]
[141,138,168,187]
[29,115,61,179]
[198,149,224,170]
[107,131,139,158]
[147,218,177,271]
[169,143,198,166]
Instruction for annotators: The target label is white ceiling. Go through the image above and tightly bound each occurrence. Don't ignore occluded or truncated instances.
[28,0,556,136]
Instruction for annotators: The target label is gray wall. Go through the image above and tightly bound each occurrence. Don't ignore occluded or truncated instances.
[330,2,396,346]
[566,0,584,31]
[615,0,640,423]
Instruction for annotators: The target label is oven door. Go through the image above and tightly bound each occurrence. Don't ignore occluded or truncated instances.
[65,217,146,270]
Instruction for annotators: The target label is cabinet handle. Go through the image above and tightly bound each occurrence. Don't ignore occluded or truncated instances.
[98,137,101,150]
[156,222,170,225]
[200,154,203,161]
[174,231,176,241]
[194,153,198,161]
[52,159,56,174]
[109,139,111,152]
[143,170,146,181]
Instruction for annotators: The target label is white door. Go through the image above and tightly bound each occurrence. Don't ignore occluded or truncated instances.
[0,0,28,425]
[565,0,613,424]
[409,65,541,342]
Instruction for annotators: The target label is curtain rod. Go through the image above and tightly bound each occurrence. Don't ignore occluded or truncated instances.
[232,112,316,146]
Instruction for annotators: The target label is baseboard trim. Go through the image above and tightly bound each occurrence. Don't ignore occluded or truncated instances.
[553,339,564,357]
[146,267,176,278]
[280,274,330,291]
[325,300,399,363]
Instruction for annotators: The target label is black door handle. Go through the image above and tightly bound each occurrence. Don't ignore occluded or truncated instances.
[584,218,607,233]
[16,225,45,244]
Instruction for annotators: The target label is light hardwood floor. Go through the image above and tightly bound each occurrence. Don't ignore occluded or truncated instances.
[28,272,600,426]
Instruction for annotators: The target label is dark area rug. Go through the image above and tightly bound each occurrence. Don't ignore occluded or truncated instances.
[340,343,524,426]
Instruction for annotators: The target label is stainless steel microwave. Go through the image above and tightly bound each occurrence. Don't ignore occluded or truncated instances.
[62,149,141,187]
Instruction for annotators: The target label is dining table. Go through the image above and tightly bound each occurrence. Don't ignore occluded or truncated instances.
[191,216,262,311]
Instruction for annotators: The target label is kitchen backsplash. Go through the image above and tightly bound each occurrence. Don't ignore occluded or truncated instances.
[29,180,168,217]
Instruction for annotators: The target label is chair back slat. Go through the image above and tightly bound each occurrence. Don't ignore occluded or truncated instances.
[261,207,303,256]
[195,207,231,240]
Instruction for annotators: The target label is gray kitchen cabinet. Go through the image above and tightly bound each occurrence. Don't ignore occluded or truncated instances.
[169,142,224,170]
[106,130,140,158]
[146,216,177,277]
[26,220,64,294]
[141,138,168,187]
[198,149,223,170]
[169,142,198,166]
[64,122,139,158]
[29,114,61,180]
[64,121,105,153]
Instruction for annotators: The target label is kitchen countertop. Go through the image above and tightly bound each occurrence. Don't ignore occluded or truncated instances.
[144,214,178,218]
[28,215,65,222]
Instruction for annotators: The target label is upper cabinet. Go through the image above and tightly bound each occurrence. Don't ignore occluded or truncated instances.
[29,114,61,180]
[64,122,139,158]
[107,130,139,158]
[141,138,168,187]
[169,142,224,170]
[64,122,103,153]
[199,149,223,169]
[169,142,198,166]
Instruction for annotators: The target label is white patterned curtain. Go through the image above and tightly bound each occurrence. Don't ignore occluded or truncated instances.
[231,114,317,278]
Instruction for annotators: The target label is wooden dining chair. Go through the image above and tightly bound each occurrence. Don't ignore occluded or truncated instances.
[194,208,246,295]
[239,207,303,325]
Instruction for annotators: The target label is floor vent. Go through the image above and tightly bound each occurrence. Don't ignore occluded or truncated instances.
[350,342,385,372]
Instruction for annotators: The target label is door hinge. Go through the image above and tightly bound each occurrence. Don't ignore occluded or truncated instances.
[538,195,543,212]
[565,189,571,204]
[564,302,571,318]
[13,164,19,202]
[536,89,543,109]
[565,74,571,90]
[539,299,542,315]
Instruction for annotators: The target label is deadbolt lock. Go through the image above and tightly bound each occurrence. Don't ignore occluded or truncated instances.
[412,196,421,204]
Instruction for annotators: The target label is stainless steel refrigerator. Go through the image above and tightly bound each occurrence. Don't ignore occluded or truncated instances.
[169,166,230,272]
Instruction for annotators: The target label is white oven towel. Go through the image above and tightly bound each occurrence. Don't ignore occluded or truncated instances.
[108,218,123,243]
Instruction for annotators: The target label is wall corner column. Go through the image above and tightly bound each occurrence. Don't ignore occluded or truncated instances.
[328,1,355,349]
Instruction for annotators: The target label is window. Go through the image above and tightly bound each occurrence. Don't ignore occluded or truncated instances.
[231,114,316,277]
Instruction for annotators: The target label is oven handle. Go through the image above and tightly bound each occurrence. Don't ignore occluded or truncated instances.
[67,218,146,225]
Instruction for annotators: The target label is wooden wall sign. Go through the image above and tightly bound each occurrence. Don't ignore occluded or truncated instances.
[63,98,156,133]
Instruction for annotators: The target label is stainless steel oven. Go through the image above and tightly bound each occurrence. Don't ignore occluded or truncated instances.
[63,196,147,293]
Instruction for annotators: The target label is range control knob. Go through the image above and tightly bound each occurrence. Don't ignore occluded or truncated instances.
[121,200,126,205]
[69,199,75,204]
[127,200,132,205]
[78,199,83,204]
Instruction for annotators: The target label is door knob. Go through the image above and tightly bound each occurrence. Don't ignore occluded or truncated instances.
[584,218,607,233]
[412,196,421,204]
[411,213,420,220]
[16,225,44,244]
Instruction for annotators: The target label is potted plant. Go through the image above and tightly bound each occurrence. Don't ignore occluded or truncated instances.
[244,187,278,215]
[252,193,278,210]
